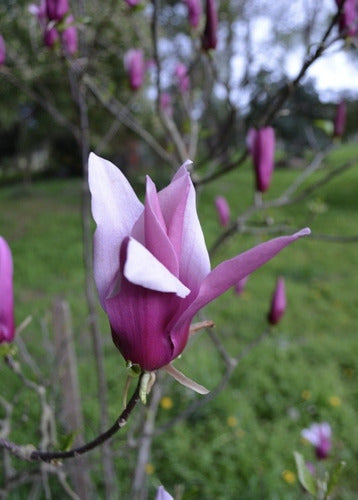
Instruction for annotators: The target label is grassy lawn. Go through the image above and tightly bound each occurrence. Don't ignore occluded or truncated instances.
[1,144,358,498]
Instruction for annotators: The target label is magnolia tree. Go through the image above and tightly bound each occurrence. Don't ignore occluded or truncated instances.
[0,0,357,498]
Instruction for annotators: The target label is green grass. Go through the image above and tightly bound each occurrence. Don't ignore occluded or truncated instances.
[1,144,358,498]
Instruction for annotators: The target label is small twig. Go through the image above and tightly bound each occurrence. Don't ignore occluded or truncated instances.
[0,374,143,463]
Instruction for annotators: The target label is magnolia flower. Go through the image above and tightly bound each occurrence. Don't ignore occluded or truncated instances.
[124,49,145,91]
[46,0,69,21]
[185,0,202,28]
[250,127,275,193]
[333,100,346,138]
[155,486,173,500]
[174,63,190,94]
[0,237,15,343]
[62,15,78,55]
[202,0,218,50]
[268,277,286,325]
[214,196,230,227]
[89,153,309,389]
[302,422,332,460]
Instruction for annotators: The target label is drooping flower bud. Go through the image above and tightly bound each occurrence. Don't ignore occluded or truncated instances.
[0,237,15,343]
[46,0,69,21]
[124,49,145,91]
[301,422,332,460]
[0,35,6,66]
[185,0,202,29]
[214,196,230,227]
[174,63,190,93]
[201,0,218,50]
[62,15,78,55]
[250,127,275,193]
[268,277,286,325]
[333,100,346,138]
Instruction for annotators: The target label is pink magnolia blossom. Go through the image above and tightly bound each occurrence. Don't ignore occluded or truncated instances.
[214,195,230,227]
[89,153,309,376]
[185,0,202,28]
[124,49,145,91]
[0,237,15,343]
[155,486,173,500]
[333,100,346,138]
[62,15,78,55]
[46,0,69,21]
[250,127,275,193]
[202,0,218,50]
[302,422,332,460]
[0,35,6,65]
[268,277,286,325]
[337,0,358,37]
[174,63,190,93]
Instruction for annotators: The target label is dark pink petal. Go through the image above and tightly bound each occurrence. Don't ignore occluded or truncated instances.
[88,153,143,306]
[0,237,15,343]
[124,49,145,91]
[62,16,78,55]
[46,0,69,20]
[171,228,310,333]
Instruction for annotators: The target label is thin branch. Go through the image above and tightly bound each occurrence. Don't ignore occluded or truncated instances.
[83,75,177,169]
[0,374,143,462]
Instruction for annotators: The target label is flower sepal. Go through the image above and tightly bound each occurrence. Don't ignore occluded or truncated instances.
[139,371,156,404]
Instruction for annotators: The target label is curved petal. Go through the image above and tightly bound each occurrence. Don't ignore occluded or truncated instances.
[88,153,143,306]
[171,228,310,332]
[124,238,190,298]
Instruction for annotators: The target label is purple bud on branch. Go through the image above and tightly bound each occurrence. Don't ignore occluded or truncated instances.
[0,237,15,343]
[202,0,218,50]
[45,0,69,21]
[124,49,145,91]
[268,277,286,325]
[185,0,202,29]
[333,100,346,138]
[251,127,275,193]
[214,196,230,227]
